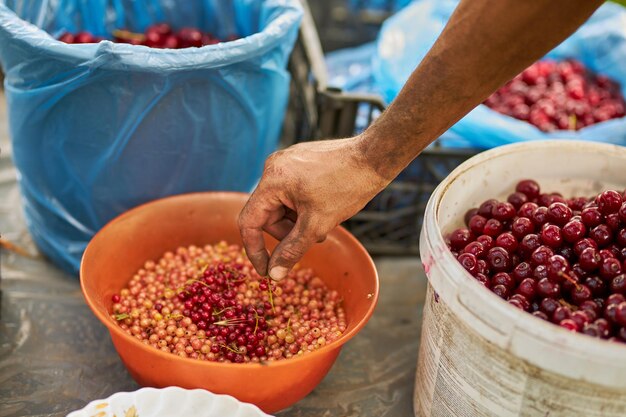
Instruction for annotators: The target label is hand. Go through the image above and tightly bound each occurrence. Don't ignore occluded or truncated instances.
[238,136,389,280]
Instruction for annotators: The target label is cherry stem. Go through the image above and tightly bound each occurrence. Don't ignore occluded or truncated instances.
[265,277,276,314]
[112,29,146,42]
[559,271,582,290]
[0,238,38,259]
[214,319,247,326]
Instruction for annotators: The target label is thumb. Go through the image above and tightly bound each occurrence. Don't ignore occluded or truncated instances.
[267,216,326,281]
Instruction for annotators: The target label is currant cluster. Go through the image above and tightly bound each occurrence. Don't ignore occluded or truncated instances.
[111,242,346,363]
[484,60,626,131]
[449,180,626,342]
[59,23,236,48]
[176,265,272,362]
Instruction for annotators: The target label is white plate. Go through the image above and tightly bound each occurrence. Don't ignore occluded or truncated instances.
[66,386,274,417]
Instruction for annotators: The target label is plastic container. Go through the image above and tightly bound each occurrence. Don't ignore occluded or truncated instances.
[80,192,379,414]
[417,140,626,416]
[0,0,302,274]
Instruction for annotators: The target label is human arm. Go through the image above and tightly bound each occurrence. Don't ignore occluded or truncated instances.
[239,0,604,280]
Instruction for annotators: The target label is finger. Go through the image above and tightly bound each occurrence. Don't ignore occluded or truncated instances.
[263,217,295,241]
[267,215,328,281]
[238,190,282,277]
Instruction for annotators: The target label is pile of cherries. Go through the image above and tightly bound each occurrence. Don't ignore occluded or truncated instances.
[58,23,237,48]
[484,60,626,131]
[111,242,346,363]
[449,180,626,343]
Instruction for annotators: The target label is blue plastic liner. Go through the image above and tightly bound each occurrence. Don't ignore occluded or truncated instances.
[348,0,412,13]
[0,0,302,274]
[373,0,626,148]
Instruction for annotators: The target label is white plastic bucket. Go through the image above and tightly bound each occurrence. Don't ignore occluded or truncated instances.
[416,140,626,417]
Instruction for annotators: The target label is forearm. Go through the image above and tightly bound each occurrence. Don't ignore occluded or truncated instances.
[359,0,603,180]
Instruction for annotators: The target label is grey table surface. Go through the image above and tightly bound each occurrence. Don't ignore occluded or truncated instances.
[0,92,427,417]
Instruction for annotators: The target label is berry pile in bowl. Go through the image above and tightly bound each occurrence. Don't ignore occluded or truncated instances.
[80,192,378,414]
[111,242,346,363]
[484,59,626,131]
[449,179,626,342]
[58,23,238,48]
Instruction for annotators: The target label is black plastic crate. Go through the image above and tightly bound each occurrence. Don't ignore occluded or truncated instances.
[286,0,479,255]
[307,0,394,51]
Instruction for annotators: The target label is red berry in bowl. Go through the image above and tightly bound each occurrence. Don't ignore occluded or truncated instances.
[546,255,569,282]
[59,32,75,43]
[458,253,479,275]
[507,192,528,209]
[571,285,592,305]
[487,247,512,272]
[516,180,541,199]
[611,274,626,294]
[519,234,541,259]
[537,278,560,299]
[518,202,539,218]
[540,297,560,316]
[513,262,533,283]
[492,202,517,221]
[476,235,494,251]
[478,199,498,218]
[619,202,626,223]
[492,284,510,299]
[449,228,473,250]
[602,258,623,282]
[468,215,488,235]
[483,219,504,237]
[474,273,491,287]
[597,190,623,215]
[511,217,535,239]
[553,306,572,323]
[559,319,579,332]
[493,272,515,290]
[605,213,622,231]
[579,247,602,272]
[163,35,181,49]
[75,31,97,43]
[464,208,479,225]
[541,224,563,248]
[590,224,614,248]
[496,232,518,253]
[530,246,554,267]
[177,27,203,48]
[573,238,598,256]
[581,207,603,227]
[617,228,626,247]
[585,275,606,296]
[516,278,537,300]
[531,206,549,227]
[534,264,549,280]
[463,241,486,258]
[547,202,572,225]
[562,219,586,243]
[616,303,626,326]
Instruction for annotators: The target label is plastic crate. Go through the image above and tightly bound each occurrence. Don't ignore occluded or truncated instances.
[313,90,476,255]
[285,1,478,255]
[307,0,393,51]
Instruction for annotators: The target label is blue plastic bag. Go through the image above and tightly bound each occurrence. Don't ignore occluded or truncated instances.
[0,0,302,274]
[373,0,626,148]
[349,0,412,13]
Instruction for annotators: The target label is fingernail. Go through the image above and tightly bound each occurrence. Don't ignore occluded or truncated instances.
[269,266,288,281]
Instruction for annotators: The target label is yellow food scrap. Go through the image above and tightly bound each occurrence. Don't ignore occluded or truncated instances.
[125,405,138,417]
[90,412,106,417]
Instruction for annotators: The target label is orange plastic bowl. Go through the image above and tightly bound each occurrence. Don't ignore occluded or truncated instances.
[80,192,379,414]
